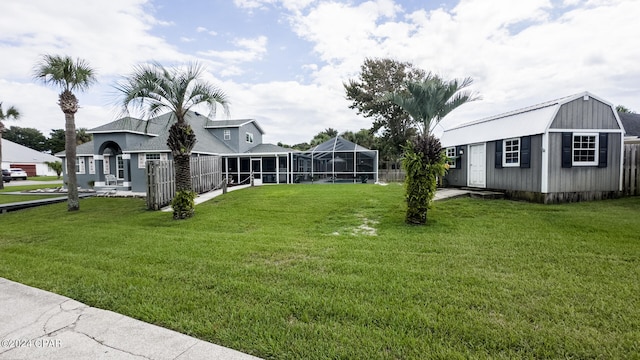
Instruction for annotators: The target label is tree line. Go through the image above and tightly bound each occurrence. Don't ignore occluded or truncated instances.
[2,126,92,154]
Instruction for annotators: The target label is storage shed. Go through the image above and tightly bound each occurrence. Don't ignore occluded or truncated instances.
[440,92,625,203]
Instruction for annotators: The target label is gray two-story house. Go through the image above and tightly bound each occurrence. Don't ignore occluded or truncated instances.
[59,111,379,193]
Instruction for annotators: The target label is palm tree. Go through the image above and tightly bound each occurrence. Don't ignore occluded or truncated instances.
[388,73,477,137]
[0,102,21,190]
[388,74,477,225]
[33,55,97,211]
[115,62,229,219]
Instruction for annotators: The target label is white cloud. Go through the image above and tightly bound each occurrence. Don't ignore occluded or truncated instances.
[198,36,268,63]
[1,0,639,148]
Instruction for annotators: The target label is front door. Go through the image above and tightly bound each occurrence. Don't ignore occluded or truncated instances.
[251,159,262,183]
[468,143,486,188]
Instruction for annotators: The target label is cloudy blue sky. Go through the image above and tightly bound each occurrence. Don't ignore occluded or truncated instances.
[1,0,638,145]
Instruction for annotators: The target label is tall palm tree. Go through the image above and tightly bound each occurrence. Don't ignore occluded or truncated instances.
[0,102,21,190]
[388,73,477,137]
[33,55,96,211]
[116,62,229,219]
[388,74,477,225]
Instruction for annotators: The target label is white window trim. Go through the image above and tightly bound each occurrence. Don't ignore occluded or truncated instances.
[246,132,254,143]
[445,147,457,169]
[502,138,520,167]
[139,153,162,168]
[103,155,110,174]
[76,157,86,174]
[224,130,231,141]
[88,157,95,174]
[572,133,599,166]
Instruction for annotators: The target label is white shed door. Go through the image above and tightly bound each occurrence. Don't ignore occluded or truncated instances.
[468,143,486,188]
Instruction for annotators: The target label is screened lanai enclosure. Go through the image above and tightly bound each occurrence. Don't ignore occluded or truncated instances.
[222,137,378,184]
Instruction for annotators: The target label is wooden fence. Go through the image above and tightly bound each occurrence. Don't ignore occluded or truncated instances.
[146,156,222,210]
[623,144,640,196]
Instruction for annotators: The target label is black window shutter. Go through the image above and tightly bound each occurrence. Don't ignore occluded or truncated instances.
[456,146,463,169]
[520,136,531,168]
[495,140,503,169]
[561,132,572,168]
[598,133,608,168]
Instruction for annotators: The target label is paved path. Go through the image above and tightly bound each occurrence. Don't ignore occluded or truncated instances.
[0,278,261,360]
[3,180,63,187]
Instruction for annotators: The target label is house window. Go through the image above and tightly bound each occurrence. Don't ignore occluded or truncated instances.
[88,157,95,174]
[446,147,457,168]
[138,153,163,168]
[503,138,520,167]
[246,132,254,143]
[103,155,110,174]
[573,133,598,166]
[224,130,231,140]
[75,157,85,174]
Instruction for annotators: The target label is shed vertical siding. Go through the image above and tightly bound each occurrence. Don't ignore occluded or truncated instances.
[444,145,467,186]
[550,97,619,130]
[546,132,621,192]
[486,135,542,192]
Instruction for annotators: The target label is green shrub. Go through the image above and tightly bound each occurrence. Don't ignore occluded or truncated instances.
[402,134,448,225]
[171,189,196,219]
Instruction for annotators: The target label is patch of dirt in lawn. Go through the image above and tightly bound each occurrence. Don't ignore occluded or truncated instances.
[351,214,379,236]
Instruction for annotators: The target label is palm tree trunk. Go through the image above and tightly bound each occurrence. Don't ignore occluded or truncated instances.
[167,123,196,192]
[174,154,191,191]
[65,112,79,211]
[60,90,79,211]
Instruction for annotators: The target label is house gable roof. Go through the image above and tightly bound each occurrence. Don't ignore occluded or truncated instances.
[619,112,640,137]
[125,112,235,154]
[205,119,265,134]
[244,143,293,154]
[441,91,617,147]
[2,139,62,163]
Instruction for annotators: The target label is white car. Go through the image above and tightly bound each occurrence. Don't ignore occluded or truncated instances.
[10,168,28,180]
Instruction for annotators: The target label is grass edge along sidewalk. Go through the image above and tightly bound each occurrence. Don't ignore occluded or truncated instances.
[0,184,638,359]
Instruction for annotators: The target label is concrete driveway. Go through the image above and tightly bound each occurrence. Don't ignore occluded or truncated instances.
[0,278,261,360]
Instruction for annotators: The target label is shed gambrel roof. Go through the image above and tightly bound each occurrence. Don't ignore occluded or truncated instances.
[440,92,620,147]
[205,119,265,134]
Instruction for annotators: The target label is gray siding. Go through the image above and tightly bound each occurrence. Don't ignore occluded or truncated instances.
[486,135,543,192]
[551,97,620,130]
[210,128,239,153]
[546,132,621,192]
[444,145,467,186]
[238,123,263,153]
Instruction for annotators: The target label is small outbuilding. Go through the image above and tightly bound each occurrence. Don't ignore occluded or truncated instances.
[440,92,625,203]
[1,138,62,176]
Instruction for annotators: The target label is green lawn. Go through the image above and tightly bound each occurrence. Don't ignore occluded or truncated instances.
[0,184,638,359]
[0,194,65,204]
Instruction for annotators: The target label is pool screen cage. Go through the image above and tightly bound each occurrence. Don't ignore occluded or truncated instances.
[292,136,378,183]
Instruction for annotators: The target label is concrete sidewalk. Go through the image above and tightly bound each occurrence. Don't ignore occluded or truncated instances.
[0,278,261,360]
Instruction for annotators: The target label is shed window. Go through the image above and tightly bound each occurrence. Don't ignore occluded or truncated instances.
[573,133,598,166]
[445,147,457,168]
[503,138,520,167]
[246,132,254,143]
[224,130,231,140]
